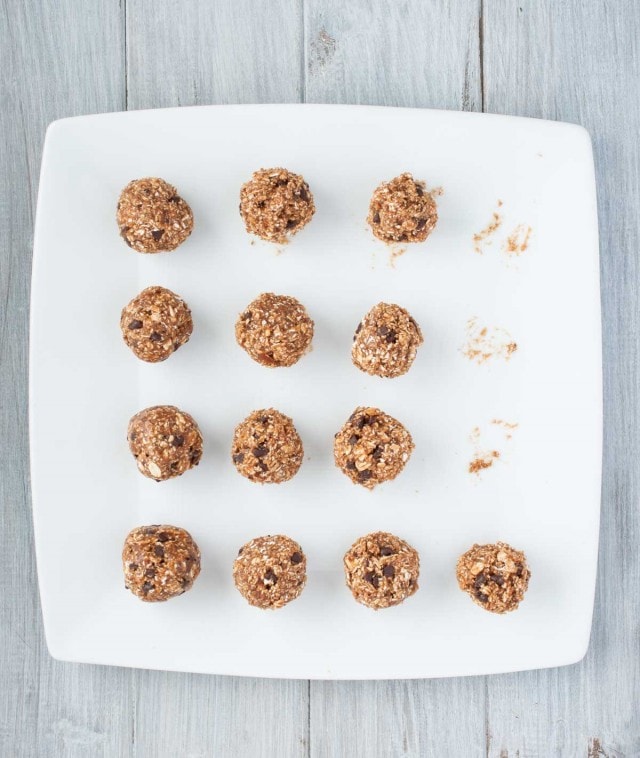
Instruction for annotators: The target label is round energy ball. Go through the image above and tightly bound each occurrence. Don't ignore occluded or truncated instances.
[233,535,307,609]
[235,292,314,368]
[352,302,423,378]
[120,285,193,362]
[239,167,315,244]
[334,407,414,489]
[231,409,303,484]
[117,177,194,253]
[367,172,438,243]
[456,542,531,613]
[122,524,201,602]
[127,405,203,481]
[344,532,420,609]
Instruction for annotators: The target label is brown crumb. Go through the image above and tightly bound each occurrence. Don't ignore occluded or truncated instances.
[503,224,532,255]
[462,318,518,364]
[472,202,503,253]
[469,450,500,474]
[389,247,407,267]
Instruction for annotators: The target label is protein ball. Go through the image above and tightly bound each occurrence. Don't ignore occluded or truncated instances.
[231,409,303,484]
[233,535,307,609]
[367,172,438,243]
[334,407,414,489]
[456,542,531,613]
[352,302,423,378]
[127,405,203,481]
[123,524,201,602]
[235,292,314,368]
[239,167,315,244]
[344,532,419,609]
[117,177,194,253]
[120,286,193,362]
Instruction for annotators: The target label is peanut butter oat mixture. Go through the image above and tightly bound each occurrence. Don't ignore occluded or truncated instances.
[235,292,314,368]
[123,524,201,602]
[367,172,438,243]
[334,407,414,489]
[120,286,193,362]
[233,535,307,609]
[456,542,530,613]
[127,405,203,481]
[352,302,423,378]
[344,532,419,609]
[239,167,315,244]
[117,177,193,253]
[231,409,304,484]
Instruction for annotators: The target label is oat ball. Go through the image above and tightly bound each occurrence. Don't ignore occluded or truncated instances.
[231,409,303,484]
[334,407,414,489]
[456,542,531,613]
[117,177,194,253]
[123,524,201,602]
[233,535,307,609]
[235,292,314,368]
[239,167,315,244]
[367,172,438,243]
[120,286,193,362]
[344,532,419,609]
[352,302,423,378]
[127,405,203,481]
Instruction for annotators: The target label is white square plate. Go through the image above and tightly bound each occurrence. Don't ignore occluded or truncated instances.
[30,105,601,679]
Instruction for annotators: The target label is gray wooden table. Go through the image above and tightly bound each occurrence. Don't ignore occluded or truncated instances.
[1,1,638,756]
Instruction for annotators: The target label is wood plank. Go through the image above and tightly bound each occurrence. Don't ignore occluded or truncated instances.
[304,2,487,754]
[124,2,309,755]
[126,0,304,109]
[0,2,131,756]
[482,2,640,756]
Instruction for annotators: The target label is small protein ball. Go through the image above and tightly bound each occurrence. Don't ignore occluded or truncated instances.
[456,542,531,614]
[120,286,193,362]
[233,535,307,609]
[239,167,315,244]
[127,405,203,481]
[123,524,201,602]
[367,172,438,243]
[117,177,194,253]
[334,407,414,489]
[235,292,314,368]
[231,409,303,484]
[352,302,423,378]
[344,532,419,609]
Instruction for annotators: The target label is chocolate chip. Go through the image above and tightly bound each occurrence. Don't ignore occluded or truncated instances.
[143,527,158,535]
[345,460,356,470]
[128,319,143,330]
[129,432,137,441]
[259,416,269,424]
[238,547,243,555]
[168,195,181,203]
[371,444,384,461]
[180,578,191,588]
[415,184,424,196]
[286,219,299,230]
[299,186,309,201]
[364,572,380,589]
[355,416,366,430]
[128,563,138,571]
[476,592,489,603]
[379,546,393,557]
[398,234,408,242]
[276,179,287,187]
[357,470,372,482]
[149,332,162,342]
[348,434,359,446]
[515,563,524,577]
[291,552,303,564]
[253,445,268,458]
[145,568,156,578]
[382,564,395,578]
[372,212,380,224]
[173,342,180,351]
[171,435,184,447]
[257,460,268,472]
[151,229,164,241]
[264,570,277,584]
[474,573,487,590]
[142,581,153,593]
[355,322,363,334]
[377,326,390,336]
[490,573,505,586]
[416,218,427,231]
[233,452,245,464]
[157,532,170,542]
[190,450,202,465]
[154,545,165,558]
[242,311,252,321]
[385,329,398,344]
